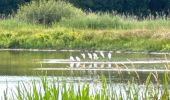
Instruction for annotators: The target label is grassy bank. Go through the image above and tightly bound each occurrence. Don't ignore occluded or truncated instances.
[2,73,170,100]
[0,18,170,52]
[0,0,170,52]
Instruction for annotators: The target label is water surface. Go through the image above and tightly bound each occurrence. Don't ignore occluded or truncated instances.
[0,50,169,98]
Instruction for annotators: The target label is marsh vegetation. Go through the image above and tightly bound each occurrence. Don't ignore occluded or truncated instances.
[0,0,169,51]
[3,72,170,100]
[0,0,170,100]
[0,51,170,100]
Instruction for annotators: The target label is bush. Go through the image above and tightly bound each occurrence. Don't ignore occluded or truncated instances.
[15,0,84,25]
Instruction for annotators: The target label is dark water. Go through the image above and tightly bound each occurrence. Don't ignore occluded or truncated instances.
[0,50,169,97]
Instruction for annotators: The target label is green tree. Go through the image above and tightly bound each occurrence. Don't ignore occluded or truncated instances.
[69,0,170,17]
[0,0,30,15]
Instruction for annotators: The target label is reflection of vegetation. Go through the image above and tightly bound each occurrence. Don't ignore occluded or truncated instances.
[3,73,170,100]
[0,50,168,76]
[0,51,70,75]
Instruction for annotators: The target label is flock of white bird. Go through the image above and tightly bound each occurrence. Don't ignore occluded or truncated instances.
[69,51,113,68]
[70,51,112,61]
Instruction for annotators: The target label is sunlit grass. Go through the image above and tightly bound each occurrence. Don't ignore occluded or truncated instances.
[2,72,170,100]
[0,13,170,51]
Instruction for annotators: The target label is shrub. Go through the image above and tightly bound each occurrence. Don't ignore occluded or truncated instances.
[15,0,84,25]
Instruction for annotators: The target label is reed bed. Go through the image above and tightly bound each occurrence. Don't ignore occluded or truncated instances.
[57,12,170,30]
[2,72,170,100]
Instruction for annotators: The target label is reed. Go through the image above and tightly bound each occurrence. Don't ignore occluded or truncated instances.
[57,12,170,30]
[0,20,170,51]
[2,72,170,100]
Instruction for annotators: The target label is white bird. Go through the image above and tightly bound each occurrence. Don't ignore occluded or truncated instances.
[108,63,112,68]
[76,56,81,61]
[88,64,92,68]
[108,52,112,60]
[81,53,86,59]
[100,63,105,68]
[100,51,105,58]
[82,63,86,68]
[69,63,74,68]
[93,53,98,60]
[76,63,80,68]
[88,53,93,60]
[70,56,75,61]
[93,63,97,68]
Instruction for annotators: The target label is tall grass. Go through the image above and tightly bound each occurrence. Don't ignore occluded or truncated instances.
[2,73,170,100]
[14,0,170,30]
[57,12,170,30]
[58,13,129,29]
[0,1,170,51]
[0,19,170,51]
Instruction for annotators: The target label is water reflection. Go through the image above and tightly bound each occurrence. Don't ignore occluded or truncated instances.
[0,50,169,76]
[0,50,170,98]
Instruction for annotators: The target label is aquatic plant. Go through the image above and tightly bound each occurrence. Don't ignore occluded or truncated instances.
[2,72,170,100]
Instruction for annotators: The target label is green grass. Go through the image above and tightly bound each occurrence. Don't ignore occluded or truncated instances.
[2,73,170,100]
[0,0,169,51]
[0,12,170,51]
[57,12,170,30]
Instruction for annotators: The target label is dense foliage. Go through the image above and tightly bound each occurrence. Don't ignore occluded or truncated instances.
[0,0,30,16]
[1,0,170,17]
[16,0,84,25]
[69,0,170,17]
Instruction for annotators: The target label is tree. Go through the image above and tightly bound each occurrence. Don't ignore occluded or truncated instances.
[0,0,30,15]
[69,0,170,17]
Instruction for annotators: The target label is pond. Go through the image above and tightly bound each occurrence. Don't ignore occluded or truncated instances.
[0,50,169,98]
